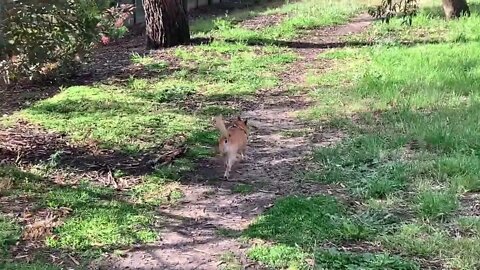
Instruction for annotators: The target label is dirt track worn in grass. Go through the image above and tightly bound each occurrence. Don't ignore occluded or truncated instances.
[96,12,375,270]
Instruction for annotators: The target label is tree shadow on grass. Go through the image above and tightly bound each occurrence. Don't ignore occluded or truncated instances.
[0,47,180,117]
[0,165,157,268]
[0,162,261,270]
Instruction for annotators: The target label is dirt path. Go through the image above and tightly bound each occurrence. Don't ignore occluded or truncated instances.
[101,14,372,270]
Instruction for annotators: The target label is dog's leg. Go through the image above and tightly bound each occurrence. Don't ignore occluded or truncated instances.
[224,156,230,179]
[240,149,250,161]
[224,154,236,179]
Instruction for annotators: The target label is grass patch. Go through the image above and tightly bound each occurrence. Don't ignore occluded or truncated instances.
[0,262,61,270]
[458,217,480,236]
[0,216,20,254]
[350,0,480,44]
[46,201,157,250]
[299,2,480,268]
[244,195,375,248]
[247,244,309,269]
[219,251,242,270]
[382,222,480,269]
[0,166,160,254]
[197,0,374,41]
[130,52,168,71]
[232,183,254,194]
[130,180,183,205]
[16,85,205,152]
[416,190,459,220]
[175,41,296,97]
[314,249,418,270]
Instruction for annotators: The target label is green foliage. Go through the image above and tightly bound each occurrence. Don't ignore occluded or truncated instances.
[368,0,419,25]
[1,0,134,83]
[0,216,20,253]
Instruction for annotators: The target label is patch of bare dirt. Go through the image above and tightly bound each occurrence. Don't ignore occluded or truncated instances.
[240,14,286,30]
[459,192,480,216]
[99,14,373,270]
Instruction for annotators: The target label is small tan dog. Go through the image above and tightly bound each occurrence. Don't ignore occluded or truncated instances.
[214,115,249,179]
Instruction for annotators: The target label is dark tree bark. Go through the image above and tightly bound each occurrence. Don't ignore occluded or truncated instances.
[442,0,470,19]
[143,0,190,49]
[0,0,5,57]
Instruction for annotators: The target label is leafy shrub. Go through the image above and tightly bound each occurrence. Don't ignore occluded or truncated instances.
[0,0,134,83]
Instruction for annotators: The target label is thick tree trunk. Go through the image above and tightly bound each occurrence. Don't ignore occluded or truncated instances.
[143,0,190,49]
[0,0,7,85]
[442,0,470,19]
[0,0,6,57]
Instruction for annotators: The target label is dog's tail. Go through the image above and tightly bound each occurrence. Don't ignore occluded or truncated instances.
[214,116,229,138]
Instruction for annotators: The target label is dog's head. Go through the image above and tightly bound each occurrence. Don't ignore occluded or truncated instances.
[232,116,248,131]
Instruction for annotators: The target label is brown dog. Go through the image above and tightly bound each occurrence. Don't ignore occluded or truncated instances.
[214,115,248,179]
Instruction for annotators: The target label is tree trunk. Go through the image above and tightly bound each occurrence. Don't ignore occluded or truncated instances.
[442,0,470,19]
[0,0,7,85]
[143,0,190,49]
[0,0,6,57]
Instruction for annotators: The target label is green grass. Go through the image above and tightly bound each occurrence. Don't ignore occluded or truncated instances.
[196,0,374,41]
[247,244,418,270]
[0,166,159,254]
[232,183,254,194]
[244,195,375,247]
[0,216,20,254]
[9,40,294,153]
[290,1,480,269]
[0,262,61,270]
[219,251,243,270]
[2,0,358,266]
[350,0,480,44]
[382,223,480,269]
[247,244,309,269]
[45,201,157,250]
[416,190,459,220]
[314,249,419,270]
[458,217,480,236]
[16,85,205,152]
[174,41,296,97]
[6,0,480,268]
